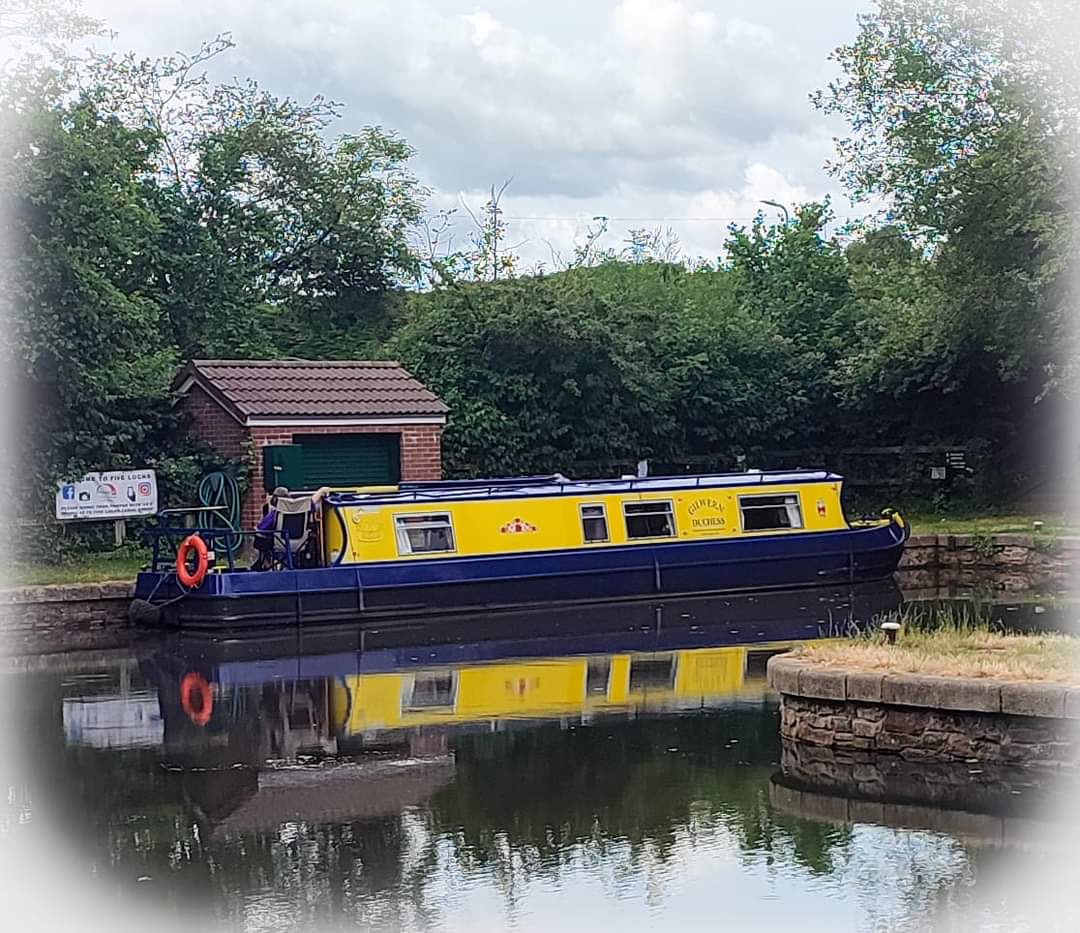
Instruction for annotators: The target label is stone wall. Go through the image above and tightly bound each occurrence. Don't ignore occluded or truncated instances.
[899,533,1077,590]
[768,769,1070,851]
[778,694,1077,767]
[767,656,1079,769]
[775,738,1073,816]
[0,582,132,656]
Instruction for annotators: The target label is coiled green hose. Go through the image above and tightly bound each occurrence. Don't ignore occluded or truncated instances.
[197,471,243,556]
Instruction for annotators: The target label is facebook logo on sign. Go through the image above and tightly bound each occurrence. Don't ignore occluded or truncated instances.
[62,485,75,500]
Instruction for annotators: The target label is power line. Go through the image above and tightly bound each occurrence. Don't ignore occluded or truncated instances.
[502,215,764,222]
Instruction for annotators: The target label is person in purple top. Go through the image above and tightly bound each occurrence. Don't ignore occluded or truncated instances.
[252,485,330,570]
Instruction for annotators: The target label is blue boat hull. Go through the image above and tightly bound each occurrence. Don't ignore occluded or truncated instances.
[133,521,908,628]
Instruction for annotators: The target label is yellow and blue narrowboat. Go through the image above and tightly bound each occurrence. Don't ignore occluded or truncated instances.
[133,470,908,627]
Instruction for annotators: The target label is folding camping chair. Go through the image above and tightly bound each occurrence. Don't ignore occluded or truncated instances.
[264,494,317,569]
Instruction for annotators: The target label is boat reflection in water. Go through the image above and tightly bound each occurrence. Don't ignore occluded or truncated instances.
[128,583,899,831]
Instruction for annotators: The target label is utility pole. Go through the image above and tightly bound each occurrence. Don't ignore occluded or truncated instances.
[491,183,499,281]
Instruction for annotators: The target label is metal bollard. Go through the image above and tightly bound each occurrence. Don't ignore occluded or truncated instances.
[881,621,901,645]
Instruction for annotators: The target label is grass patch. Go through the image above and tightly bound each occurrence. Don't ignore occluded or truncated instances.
[904,512,1075,536]
[3,552,149,587]
[795,606,1080,683]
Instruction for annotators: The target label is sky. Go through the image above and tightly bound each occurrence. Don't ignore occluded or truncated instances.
[81,0,873,267]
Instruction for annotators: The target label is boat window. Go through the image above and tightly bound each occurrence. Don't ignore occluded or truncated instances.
[628,655,676,692]
[403,672,456,710]
[580,503,609,543]
[623,500,676,539]
[586,658,611,695]
[394,513,456,554]
[738,494,803,531]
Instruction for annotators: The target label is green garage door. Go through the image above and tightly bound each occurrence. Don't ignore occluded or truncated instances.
[294,433,401,488]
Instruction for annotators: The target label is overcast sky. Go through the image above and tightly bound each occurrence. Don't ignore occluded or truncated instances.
[85,0,872,266]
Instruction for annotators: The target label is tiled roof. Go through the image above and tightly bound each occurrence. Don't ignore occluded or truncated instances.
[177,359,448,421]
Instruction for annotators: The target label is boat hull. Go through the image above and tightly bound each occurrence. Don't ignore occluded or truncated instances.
[133,520,908,628]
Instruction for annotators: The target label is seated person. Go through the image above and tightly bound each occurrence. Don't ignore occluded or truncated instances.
[252,485,331,570]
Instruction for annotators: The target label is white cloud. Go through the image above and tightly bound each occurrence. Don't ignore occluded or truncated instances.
[84,0,869,259]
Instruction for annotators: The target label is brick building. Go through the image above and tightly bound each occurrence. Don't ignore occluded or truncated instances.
[174,360,447,529]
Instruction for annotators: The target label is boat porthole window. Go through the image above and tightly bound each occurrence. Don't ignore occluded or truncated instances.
[623,500,676,539]
[394,513,456,555]
[738,494,804,532]
[580,503,609,543]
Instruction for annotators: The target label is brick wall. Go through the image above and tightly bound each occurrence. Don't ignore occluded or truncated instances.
[398,424,443,482]
[179,384,248,460]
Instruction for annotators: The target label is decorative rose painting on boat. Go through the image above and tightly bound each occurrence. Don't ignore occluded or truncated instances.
[500,517,538,534]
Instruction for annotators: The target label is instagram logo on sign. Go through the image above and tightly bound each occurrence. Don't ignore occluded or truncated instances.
[138,482,152,497]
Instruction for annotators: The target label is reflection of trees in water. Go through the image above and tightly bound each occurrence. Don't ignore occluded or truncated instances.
[831,825,978,932]
[422,707,853,901]
[20,663,993,929]
[30,688,858,923]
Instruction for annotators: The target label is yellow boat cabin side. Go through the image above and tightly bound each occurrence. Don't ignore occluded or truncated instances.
[322,471,852,564]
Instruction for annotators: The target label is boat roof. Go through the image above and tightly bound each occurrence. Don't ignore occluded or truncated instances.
[327,469,841,507]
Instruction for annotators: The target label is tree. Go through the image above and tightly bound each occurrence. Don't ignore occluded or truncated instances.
[814,0,1079,232]
[817,0,1078,411]
[0,0,105,60]
[723,203,856,444]
[4,28,428,549]
[1,73,178,532]
[414,180,524,286]
[388,266,803,477]
[73,35,426,358]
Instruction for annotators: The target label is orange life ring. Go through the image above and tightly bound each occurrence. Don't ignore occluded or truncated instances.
[179,672,213,726]
[176,534,209,588]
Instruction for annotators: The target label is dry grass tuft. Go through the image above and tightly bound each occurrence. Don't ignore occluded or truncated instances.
[796,607,1080,683]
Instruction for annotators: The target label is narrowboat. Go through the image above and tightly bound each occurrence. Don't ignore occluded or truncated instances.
[132,470,908,627]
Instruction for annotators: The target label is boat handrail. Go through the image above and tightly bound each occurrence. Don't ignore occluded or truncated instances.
[324,468,833,508]
[142,524,301,573]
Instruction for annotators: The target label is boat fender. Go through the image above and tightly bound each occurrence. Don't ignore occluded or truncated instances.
[176,534,209,588]
[128,598,161,626]
[179,672,214,727]
[882,508,905,529]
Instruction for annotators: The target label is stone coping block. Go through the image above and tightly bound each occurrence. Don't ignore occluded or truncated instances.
[798,666,846,701]
[881,673,1001,713]
[845,671,884,702]
[1065,689,1080,720]
[766,655,1074,719]
[0,581,133,604]
[1002,682,1065,718]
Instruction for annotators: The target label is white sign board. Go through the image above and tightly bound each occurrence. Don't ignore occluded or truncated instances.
[55,470,158,521]
[62,694,164,749]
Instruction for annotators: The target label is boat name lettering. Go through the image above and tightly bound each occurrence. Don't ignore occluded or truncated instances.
[687,497,721,515]
[687,497,725,530]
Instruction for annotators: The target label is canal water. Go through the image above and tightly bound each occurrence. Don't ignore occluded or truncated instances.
[1,581,1076,932]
